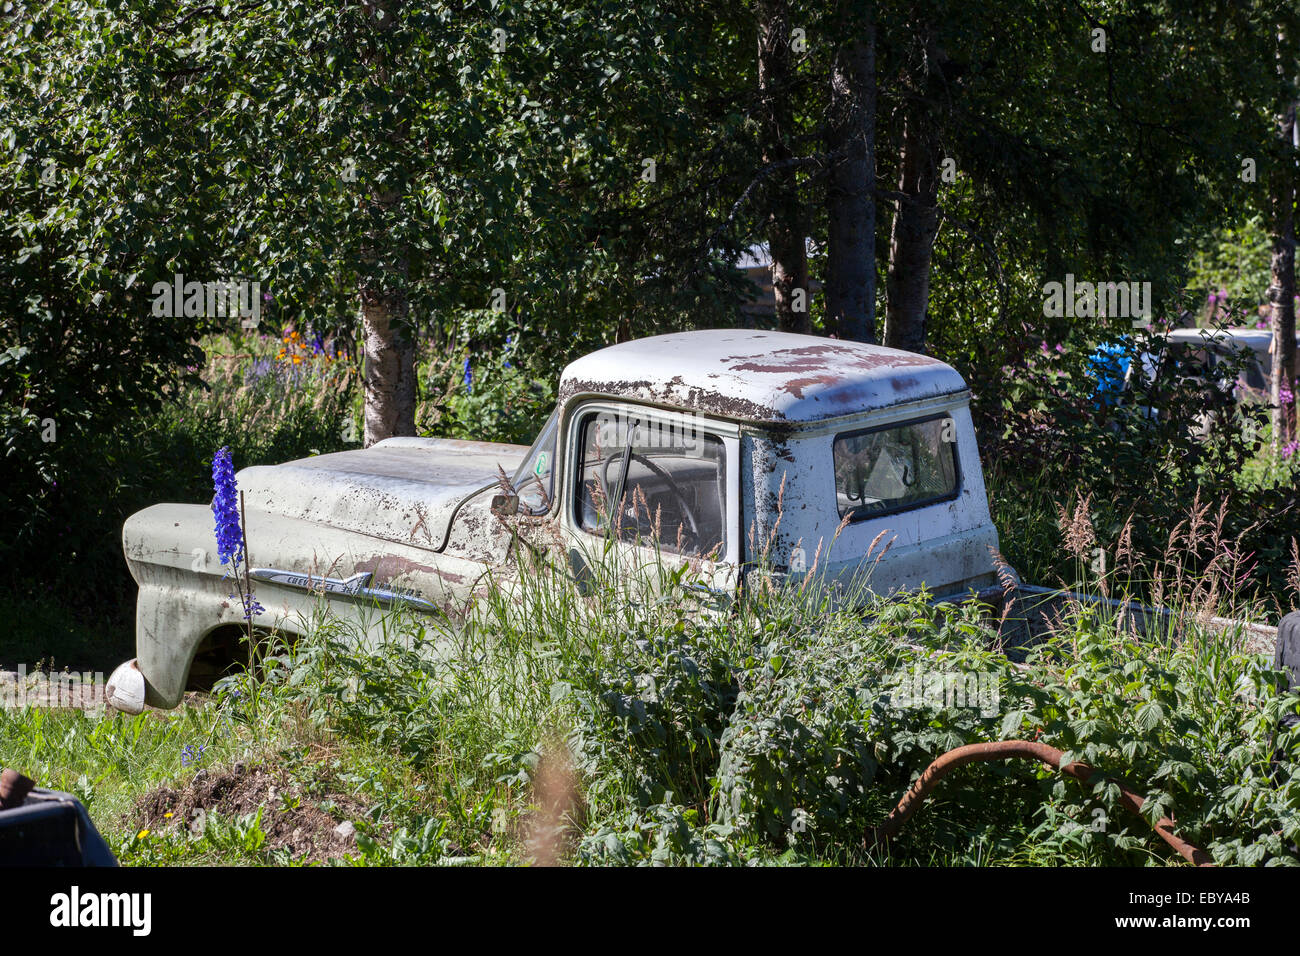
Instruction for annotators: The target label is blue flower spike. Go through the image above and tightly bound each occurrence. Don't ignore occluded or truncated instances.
[211,446,243,567]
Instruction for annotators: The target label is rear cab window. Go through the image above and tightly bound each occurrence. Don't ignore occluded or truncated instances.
[833,414,960,520]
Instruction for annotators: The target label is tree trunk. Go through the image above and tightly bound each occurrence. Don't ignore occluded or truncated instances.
[883,109,941,354]
[1268,98,1297,455]
[359,0,417,446]
[361,290,417,447]
[824,1,877,343]
[757,0,809,334]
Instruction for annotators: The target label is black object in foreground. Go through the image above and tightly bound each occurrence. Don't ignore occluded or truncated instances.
[0,769,117,866]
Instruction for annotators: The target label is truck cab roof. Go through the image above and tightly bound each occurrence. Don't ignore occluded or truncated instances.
[556,330,969,425]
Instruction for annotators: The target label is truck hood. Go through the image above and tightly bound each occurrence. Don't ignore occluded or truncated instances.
[235,436,529,552]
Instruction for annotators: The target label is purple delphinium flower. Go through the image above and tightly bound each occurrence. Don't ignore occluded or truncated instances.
[463,356,473,393]
[503,335,514,370]
[244,357,274,385]
[212,446,242,567]
[181,744,206,767]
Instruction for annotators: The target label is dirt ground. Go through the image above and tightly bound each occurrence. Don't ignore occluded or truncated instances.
[135,760,370,864]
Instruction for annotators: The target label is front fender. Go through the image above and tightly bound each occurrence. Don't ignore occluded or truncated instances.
[135,582,236,708]
[123,499,479,708]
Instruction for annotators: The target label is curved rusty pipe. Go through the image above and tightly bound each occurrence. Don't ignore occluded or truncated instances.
[870,740,1214,866]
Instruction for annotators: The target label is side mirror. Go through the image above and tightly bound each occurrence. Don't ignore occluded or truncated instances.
[491,493,519,517]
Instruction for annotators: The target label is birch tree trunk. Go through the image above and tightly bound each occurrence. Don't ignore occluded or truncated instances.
[1269,25,1297,456]
[359,0,417,446]
[1268,111,1297,453]
[824,1,877,343]
[361,289,417,447]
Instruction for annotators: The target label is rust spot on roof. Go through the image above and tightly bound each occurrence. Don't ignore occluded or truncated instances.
[723,344,939,375]
[783,375,838,399]
[722,345,941,398]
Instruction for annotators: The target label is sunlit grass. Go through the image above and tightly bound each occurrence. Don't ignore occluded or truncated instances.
[3,519,1296,867]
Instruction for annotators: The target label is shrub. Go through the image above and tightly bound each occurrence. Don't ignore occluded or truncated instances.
[569,620,740,810]
[1,329,356,625]
[987,322,1299,611]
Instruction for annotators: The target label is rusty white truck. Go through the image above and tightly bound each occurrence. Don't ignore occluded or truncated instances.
[106,329,1279,713]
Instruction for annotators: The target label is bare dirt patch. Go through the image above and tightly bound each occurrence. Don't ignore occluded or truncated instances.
[135,761,368,864]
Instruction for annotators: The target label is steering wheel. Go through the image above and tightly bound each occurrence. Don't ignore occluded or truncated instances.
[601,451,701,545]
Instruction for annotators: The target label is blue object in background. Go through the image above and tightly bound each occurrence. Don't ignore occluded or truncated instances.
[1088,340,1131,407]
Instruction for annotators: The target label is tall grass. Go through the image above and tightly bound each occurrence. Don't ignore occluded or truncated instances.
[4,509,1297,867]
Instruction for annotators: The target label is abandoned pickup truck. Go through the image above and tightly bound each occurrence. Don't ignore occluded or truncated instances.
[107,329,1276,713]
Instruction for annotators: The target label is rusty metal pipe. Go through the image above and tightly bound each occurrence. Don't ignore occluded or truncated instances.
[869,740,1214,866]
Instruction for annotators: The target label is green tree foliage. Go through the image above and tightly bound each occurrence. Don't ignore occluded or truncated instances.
[4,0,1300,624]
[0,1,225,540]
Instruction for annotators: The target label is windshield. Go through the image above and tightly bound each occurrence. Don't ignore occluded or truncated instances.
[574,411,726,558]
[511,407,560,515]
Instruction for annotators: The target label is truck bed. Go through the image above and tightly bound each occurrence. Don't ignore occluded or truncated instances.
[972,583,1277,658]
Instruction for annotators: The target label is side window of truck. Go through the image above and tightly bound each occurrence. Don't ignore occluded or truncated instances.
[574,411,726,558]
[833,414,959,520]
